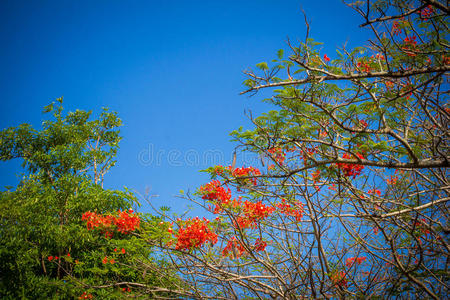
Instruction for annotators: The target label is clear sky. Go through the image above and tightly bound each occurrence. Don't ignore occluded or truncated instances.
[0,0,368,213]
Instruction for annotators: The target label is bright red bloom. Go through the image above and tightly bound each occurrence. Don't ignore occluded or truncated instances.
[268,147,286,165]
[82,209,140,235]
[199,180,231,201]
[346,256,366,267]
[414,219,430,235]
[386,175,398,185]
[79,292,93,299]
[402,36,418,56]
[48,256,53,261]
[419,5,433,19]
[331,271,348,288]
[323,54,330,62]
[368,189,381,196]
[102,256,108,264]
[230,166,261,186]
[171,217,218,251]
[275,199,304,222]
[392,20,401,35]
[336,153,365,178]
[254,238,267,252]
[222,236,247,258]
[235,200,275,229]
[115,209,140,234]
[121,248,126,254]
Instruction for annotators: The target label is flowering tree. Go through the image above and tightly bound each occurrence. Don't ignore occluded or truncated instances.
[0,100,179,299]
[142,0,449,298]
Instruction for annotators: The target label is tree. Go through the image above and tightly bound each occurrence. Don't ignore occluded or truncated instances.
[0,99,179,299]
[141,0,448,299]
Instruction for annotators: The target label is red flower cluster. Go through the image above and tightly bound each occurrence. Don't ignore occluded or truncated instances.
[48,255,59,261]
[386,175,398,185]
[357,59,372,73]
[413,219,430,235]
[323,54,330,62]
[275,199,304,222]
[346,256,366,267]
[102,256,115,264]
[231,166,261,185]
[368,189,381,196]
[419,5,433,19]
[385,81,394,89]
[254,238,267,252]
[79,292,93,299]
[115,210,140,234]
[236,201,275,229]
[199,180,241,214]
[336,153,365,178]
[222,237,246,258]
[199,180,231,202]
[171,217,218,251]
[82,211,114,230]
[359,119,368,128]
[268,147,286,166]
[392,20,401,35]
[221,237,267,258]
[402,36,418,56]
[331,271,348,288]
[114,248,126,254]
[81,209,140,236]
[300,147,317,160]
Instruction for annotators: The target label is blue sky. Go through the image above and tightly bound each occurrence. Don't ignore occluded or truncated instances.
[0,0,368,213]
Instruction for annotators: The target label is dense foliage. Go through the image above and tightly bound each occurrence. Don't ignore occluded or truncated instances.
[0,99,178,299]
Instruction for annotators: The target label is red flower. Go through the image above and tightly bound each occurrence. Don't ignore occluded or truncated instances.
[170,217,218,251]
[275,199,304,222]
[48,256,54,261]
[268,147,286,165]
[323,54,330,62]
[222,237,246,258]
[254,238,267,252]
[346,256,366,267]
[121,248,126,254]
[419,5,433,19]
[79,292,93,299]
[102,256,108,264]
[82,210,140,235]
[199,180,232,213]
[235,200,276,229]
[331,271,348,288]
[368,189,381,196]
[386,175,398,185]
[230,166,261,186]
[336,153,365,178]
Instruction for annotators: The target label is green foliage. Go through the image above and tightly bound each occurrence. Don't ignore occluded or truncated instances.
[0,100,177,299]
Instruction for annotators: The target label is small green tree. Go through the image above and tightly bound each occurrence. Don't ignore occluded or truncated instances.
[0,99,178,299]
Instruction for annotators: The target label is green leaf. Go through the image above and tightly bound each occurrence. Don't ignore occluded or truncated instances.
[256,62,269,70]
[277,49,284,59]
